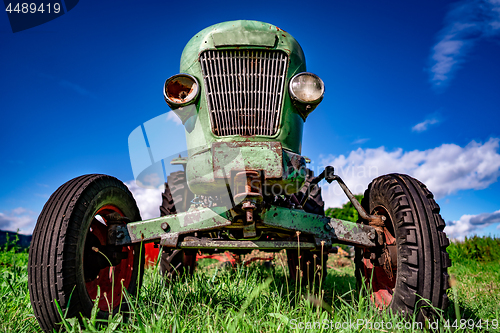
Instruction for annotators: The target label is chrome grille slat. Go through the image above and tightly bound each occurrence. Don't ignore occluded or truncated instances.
[275,53,286,134]
[200,50,288,136]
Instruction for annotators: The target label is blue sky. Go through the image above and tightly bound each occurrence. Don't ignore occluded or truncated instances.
[1,0,499,239]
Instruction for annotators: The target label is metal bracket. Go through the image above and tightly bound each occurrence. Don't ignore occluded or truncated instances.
[328,218,377,248]
[107,207,232,246]
[243,222,257,238]
[160,233,180,248]
[262,206,377,248]
[108,224,131,245]
[178,239,317,250]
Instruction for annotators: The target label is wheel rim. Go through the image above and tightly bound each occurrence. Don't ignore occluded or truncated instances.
[84,205,135,312]
[360,206,397,308]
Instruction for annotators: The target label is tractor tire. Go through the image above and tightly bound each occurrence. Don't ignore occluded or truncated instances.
[355,174,450,322]
[159,171,196,278]
[28,174,144,332]
[287,170,327,285]
[294,169,325,216]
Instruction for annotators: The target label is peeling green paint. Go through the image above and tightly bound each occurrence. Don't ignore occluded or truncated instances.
[126,207,231,243]
[119,204,376,249]
[262,206,377,248]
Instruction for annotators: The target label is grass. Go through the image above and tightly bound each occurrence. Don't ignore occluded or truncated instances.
[447,259,500,322]
[0,248,36,332]
[1,237,500,332]
[445,236,500,326]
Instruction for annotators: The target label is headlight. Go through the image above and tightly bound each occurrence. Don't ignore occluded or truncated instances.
[290,72,324,103]
[289,72,324,119]
[164,74,200,107]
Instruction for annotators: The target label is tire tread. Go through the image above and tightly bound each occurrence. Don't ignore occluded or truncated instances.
[355,174,450,322]
[28,174,142,332]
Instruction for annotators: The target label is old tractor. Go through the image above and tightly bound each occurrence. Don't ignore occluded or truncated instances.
[28,20,450,331]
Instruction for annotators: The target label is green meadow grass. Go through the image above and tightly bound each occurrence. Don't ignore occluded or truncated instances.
[446,236,500,325]
[1,237,499,332]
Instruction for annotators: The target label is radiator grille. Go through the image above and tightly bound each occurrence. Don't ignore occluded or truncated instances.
[200,50,288,136]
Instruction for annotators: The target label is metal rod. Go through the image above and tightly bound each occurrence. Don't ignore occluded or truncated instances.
[299,166,385,226]
[331,175,385,225]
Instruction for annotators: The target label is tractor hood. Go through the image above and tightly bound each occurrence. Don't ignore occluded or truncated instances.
[180,20,306,76]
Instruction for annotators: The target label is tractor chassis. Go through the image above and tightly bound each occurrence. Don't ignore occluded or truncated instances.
[107,170,385,253]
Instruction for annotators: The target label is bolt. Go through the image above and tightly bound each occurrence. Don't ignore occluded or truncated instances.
[368,230,376,240]
[246,209,253,222]
[161,222,169,231]
[116,231,124,239]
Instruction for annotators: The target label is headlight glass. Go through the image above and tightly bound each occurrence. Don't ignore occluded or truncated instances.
[289,72,324,103]
[164,74,199,106]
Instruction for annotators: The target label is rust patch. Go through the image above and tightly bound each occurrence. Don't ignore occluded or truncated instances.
[166,80,193,103]
[212,141,283,179]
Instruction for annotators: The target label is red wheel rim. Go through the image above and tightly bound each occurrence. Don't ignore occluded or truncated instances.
[84,205,135,312]
[360,206,397,309]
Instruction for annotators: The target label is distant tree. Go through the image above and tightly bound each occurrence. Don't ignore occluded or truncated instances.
[325,194,364,222]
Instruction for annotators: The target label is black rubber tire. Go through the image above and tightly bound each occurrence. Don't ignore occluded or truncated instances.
[159,171,196,278]
[355,174,450,322]
[28,174,144,332]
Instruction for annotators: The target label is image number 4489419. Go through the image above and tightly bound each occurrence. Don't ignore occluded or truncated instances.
[3,1,79,33]
[6,3,61,13]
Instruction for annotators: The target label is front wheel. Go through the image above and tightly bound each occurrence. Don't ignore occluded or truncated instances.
[355,174,450,322]
[28,174,144,332]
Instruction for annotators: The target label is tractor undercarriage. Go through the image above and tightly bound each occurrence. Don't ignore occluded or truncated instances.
[107,166,381,254]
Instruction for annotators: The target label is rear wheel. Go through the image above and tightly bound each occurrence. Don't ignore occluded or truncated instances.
[159,171,196,278]
[28,174,144,332]
[355,174,450,321]
[294,168,325,215]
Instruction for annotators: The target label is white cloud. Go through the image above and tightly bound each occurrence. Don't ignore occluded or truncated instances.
[430,0,500,88]
[125,181,164,220]
[166,111,182,125]
[445,209,500,239]
[352,138,370,145]
[412,118,439,132]
[318,138,500,208]
[0,208,36,234]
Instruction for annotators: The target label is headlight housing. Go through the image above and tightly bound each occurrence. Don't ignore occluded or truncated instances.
[164,74,200,107]
[289,72,324,119]
[164,74,200,124]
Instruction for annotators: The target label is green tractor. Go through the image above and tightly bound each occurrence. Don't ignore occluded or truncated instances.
[28,20,450,331]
